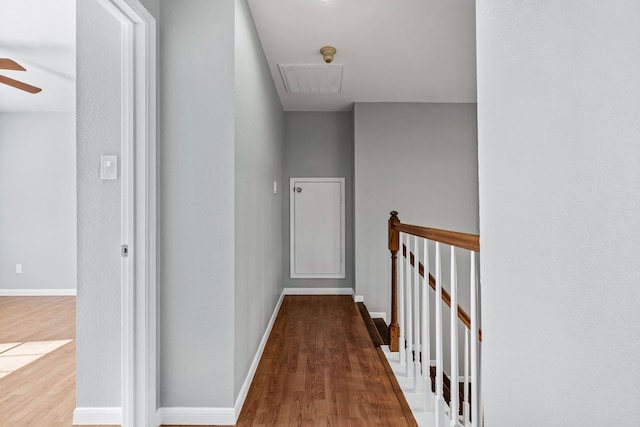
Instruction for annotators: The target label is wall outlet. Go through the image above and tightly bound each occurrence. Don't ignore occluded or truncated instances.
[16,264,22,274]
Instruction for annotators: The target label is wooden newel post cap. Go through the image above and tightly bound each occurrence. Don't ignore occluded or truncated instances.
[388,211,399,251]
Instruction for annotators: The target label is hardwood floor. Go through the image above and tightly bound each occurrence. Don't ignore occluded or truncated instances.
[0,295,412,426]
[172,295,414,427]
[0,296,87,427]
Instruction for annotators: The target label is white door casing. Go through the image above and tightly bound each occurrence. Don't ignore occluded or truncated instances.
[290,178,345,279]
[83,1,157,426]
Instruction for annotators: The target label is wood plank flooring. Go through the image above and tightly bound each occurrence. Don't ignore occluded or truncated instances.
[1,295,412,426]
[0,296,117,427]
[175,295,414,427]
[0,296,76,426]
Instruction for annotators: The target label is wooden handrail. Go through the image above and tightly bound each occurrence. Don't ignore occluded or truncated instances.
[388,211,482,353]
[403,245,482,342]
[392,223,479,252]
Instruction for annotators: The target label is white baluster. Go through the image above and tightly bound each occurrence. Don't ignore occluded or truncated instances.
[435,242,446,426]
[463,328,470,426]
[450,246,459,426]
[406,238,414,377]
[470,252,479,427]
[398,234,405,368]
[413,235,421,391]
[422,237,432,411]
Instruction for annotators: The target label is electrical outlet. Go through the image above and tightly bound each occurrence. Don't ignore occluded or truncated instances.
[16,264,22,274]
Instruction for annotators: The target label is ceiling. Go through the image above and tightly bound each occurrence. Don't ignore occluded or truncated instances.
[247,0,477,112]
[0,0,75,112]
[0,0,475,113]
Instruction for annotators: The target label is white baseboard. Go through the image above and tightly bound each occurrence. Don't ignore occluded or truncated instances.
[351,288,364,302]
[158,407,235,425]
[369,312,388,323]
[233,291,285,420]
[0,288,77,296]
[157,291,286,426]
[73,407,121,425]
[283,287,353,295]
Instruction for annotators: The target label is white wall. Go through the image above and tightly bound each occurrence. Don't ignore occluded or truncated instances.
[354,103,478,314]
[159,0,236,408]
[233,0,284,400]
[0,113,76,292]
[477,1,640,425]
[283,112,354,290]
[76,0,123,407]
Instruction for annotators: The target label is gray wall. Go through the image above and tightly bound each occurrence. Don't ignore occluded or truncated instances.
[76,0,123,407]
[0,113,76,291]
[477,1,640,425]
[283,112,354,289]
[77,0,287,413]
[354,103,478,314]
[233,0,284,400]
[137,0,158,18]
[159,0,236,407]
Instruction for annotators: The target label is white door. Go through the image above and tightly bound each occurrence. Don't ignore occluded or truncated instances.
[290,178,345,278]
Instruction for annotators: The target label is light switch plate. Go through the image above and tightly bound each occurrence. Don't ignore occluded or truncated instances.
[273,181,278,194]
[100,155,118,180]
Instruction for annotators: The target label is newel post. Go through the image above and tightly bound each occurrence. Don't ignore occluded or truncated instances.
[388,211,400,352]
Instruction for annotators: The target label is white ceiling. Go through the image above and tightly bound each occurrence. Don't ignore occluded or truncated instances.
[0,0,475,113]
[0,0,75,112]
[247,0,477,112]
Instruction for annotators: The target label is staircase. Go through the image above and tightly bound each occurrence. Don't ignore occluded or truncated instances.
[382,211,482,427]
[359,303,473,427]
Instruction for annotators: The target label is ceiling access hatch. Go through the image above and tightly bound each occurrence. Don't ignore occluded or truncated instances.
[278,64,343,94]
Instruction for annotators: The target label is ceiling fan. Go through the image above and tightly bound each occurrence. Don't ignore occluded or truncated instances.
[0,58,42,94]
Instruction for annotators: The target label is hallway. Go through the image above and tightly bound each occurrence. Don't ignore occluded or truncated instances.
[0,295,414,426]
[204,295,415,427]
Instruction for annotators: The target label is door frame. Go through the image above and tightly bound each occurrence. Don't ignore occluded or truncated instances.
[289,177,346,279]
[94,1,156,425]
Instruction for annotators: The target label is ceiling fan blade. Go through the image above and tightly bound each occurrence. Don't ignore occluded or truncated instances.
[0,58,26,71]
[0,75,42,94]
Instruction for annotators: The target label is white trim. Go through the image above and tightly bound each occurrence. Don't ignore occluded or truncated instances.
[289,177,346,279]
[156,291,285,425]
[369,312,388,323]
[0,289,77,296]
[283,287,353,295]
[73,407,122,425]
[90,2,156,427]
[351,288,364,302]
[233,292,285,420]
[158,407,235,425]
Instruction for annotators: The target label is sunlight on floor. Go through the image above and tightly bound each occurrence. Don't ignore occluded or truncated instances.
[0,340,73,378]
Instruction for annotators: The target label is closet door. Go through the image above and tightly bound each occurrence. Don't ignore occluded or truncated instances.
[290,178,345,279]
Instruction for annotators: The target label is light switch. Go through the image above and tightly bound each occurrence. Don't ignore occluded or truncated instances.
[100,155,118,180]
[273,181,278,194]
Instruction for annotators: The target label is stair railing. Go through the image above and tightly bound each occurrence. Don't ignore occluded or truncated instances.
[388,211,482,427]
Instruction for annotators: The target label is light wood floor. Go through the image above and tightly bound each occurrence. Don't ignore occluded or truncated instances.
[1,295,411,426]
[0,296,115,427]
[176,295,414,427]
[0,296,77,426]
